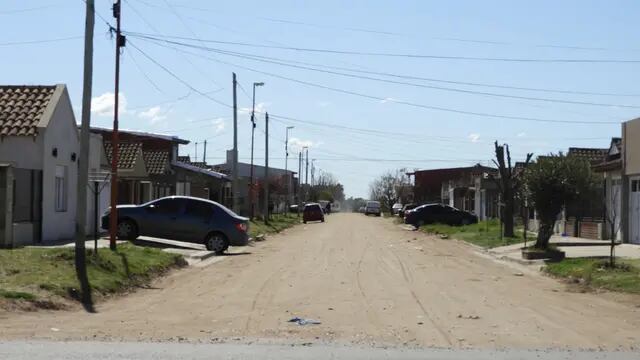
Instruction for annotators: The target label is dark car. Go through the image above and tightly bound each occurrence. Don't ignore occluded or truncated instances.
[404,203,477,228]
[398,203,417,218]
[101,196,249,254]
[303,203,325,224]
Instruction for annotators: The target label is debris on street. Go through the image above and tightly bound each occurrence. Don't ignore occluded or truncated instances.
[288,317,321,326]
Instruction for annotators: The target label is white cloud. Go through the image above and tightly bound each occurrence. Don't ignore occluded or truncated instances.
[138,106,167,124]
[213,118,225,133]
[91,92,127,116]
[379,97,398,104]
[468,133,480,143]
[517,132,527,138]
[288,137,315,152]
[239,101,270,115]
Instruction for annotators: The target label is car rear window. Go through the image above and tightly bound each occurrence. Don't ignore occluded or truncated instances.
[305,204,321,211]
[366,201,380,207]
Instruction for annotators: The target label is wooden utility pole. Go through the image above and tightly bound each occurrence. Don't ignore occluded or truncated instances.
[264,113,269,224]
[305,147,309,201]
[298,151,302,218]
[109,0,125,251]
[232,73,239,213]
[75,0,95,306]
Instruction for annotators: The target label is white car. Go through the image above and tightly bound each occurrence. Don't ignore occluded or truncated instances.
[392,203,403,215]
[364,201,381,216]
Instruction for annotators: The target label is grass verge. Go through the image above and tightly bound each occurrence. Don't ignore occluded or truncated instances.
[545,258,640,294]
[249,213,301,238]
[0,243,185,307]
[419,219,524,248]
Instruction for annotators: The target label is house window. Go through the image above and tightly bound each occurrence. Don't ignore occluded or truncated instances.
[55,165,67,212]
[632,180,640,193]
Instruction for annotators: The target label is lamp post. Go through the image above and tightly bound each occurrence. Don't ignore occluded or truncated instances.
[285,126,294,214]
[249,81,264,220]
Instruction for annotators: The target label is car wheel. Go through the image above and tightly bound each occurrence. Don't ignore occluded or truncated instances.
[205,233,229,255]
[416,219,425,228]
[117,219,138,240]
[303,220,307,224]
[321,218,325,223]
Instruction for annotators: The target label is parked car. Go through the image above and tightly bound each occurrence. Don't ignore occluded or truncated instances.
[392,203,403,215]
[101,196,249,254]
[358,206,366,213]
[364,201,381,216]
[404,203,477,228]
[303,203,325,223]
[289,204,300,213]
[398,203,417,218]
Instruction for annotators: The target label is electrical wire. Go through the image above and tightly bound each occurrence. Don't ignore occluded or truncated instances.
[125,47,164,93]
[125,31,640,63]
[0,36,83,46]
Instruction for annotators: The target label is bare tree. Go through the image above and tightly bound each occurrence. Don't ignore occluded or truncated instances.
[369,168,411,213]
[493,142,533,238]
[604,182,622,267]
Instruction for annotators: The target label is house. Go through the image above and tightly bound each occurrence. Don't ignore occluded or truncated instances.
[408,164,498,220]
[212,150,297,216]
[0,85,79,247]
[592,138,622,241]
[622,118,640,244]
[91,127,230,208]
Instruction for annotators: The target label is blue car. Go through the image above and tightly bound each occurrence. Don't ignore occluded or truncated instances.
[102,196,249,254]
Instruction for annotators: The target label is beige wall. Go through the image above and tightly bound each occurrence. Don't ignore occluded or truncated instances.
[624,118,640,176]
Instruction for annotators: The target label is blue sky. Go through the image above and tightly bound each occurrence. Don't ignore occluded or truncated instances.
[3,0,640,198]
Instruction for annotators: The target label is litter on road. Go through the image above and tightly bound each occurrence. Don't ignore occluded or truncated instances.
[288,317,322,326]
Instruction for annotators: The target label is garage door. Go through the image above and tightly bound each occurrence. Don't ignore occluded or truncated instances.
[631,178,640,244]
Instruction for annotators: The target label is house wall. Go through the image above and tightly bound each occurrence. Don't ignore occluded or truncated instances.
[624,118,640,176]
[0,136,44,169]
[85,133,111,236]
[40,88,79,242]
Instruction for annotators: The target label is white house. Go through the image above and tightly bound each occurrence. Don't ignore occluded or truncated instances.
[623,118,640,244]
[0,84,79,247]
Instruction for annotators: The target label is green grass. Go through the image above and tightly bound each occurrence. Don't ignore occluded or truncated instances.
[419,219,525,248]
[0,244,184,303]
[545,258,640,294]
[249,213,301,238]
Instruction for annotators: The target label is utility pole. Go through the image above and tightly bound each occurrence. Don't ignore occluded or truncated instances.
[284,126,294,215]
[311,159,316,186]
[264,113,269,224]
[195,142,198,162]
[249,81,264,220]
[202,140,207,164]
[298,151,302,217]
[232,73,239,214]
[109,0,125,251]
[305,147,309,202]
[75,0,94,306]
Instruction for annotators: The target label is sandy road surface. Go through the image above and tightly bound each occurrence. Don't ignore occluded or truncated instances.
[1,213,639,349]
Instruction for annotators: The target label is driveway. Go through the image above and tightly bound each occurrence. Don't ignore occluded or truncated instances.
[1,213,639,349]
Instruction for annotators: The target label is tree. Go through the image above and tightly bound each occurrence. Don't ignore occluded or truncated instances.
[492,142,533,238]
[604,183,622,267]
[369,168,412,213]
[309,170,345,203]
[524,154,596,249]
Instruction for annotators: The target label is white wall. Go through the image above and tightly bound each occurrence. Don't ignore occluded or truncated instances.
[85,133,110,236]
[41,87,79,242]
[625,118,640,176]
[0,136,43,169]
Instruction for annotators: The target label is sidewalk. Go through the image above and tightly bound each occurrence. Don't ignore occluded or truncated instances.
[489,235,640,264]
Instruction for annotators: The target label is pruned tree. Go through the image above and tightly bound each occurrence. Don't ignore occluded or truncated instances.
[492,141,533,238]
[309,170,345,203]
[524,154,596,249]
[369,168,412,213]
[604,183,622,267]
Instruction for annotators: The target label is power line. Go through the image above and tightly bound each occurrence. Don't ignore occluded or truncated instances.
[0,3,62,14]
[167,43,640,109]
[0,36,83,46]
[125,47,164,93]
[125,31,640,63]
[131,36,621,125]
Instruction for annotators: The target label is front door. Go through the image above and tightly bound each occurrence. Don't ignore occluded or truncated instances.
[630,177,640,244]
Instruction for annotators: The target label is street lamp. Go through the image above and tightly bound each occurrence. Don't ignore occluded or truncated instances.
[249,81,264,220]
[285,126,294,213]
[303,146,309,202]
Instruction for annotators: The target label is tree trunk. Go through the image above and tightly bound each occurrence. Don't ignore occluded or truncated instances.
[535,217,555,249]
[503,195,515,238]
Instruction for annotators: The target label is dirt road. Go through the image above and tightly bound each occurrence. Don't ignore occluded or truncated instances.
[1,213,639,349]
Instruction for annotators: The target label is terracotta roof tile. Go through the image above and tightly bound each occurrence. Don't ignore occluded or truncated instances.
[568,147,607,163]
[0,85,56,137]
[104,142,142,169]
[143,150,170,175]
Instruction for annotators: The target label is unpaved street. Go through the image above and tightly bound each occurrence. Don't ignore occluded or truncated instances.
[1,213,639,349]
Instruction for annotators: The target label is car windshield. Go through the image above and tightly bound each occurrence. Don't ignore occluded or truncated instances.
[8,3,636,358]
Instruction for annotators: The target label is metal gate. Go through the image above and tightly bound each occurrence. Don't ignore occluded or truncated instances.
[631,177,640,244]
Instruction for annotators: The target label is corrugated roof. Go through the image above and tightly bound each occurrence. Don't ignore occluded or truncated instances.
[143,150,170,175]
[173,161,229,180]
[90,126,190,144]
[104,142,142,169]
[0,85,56,137]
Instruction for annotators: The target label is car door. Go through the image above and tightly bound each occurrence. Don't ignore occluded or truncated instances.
[439,205,459,225]
[181,199,215,242]
[143,198,185,240]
